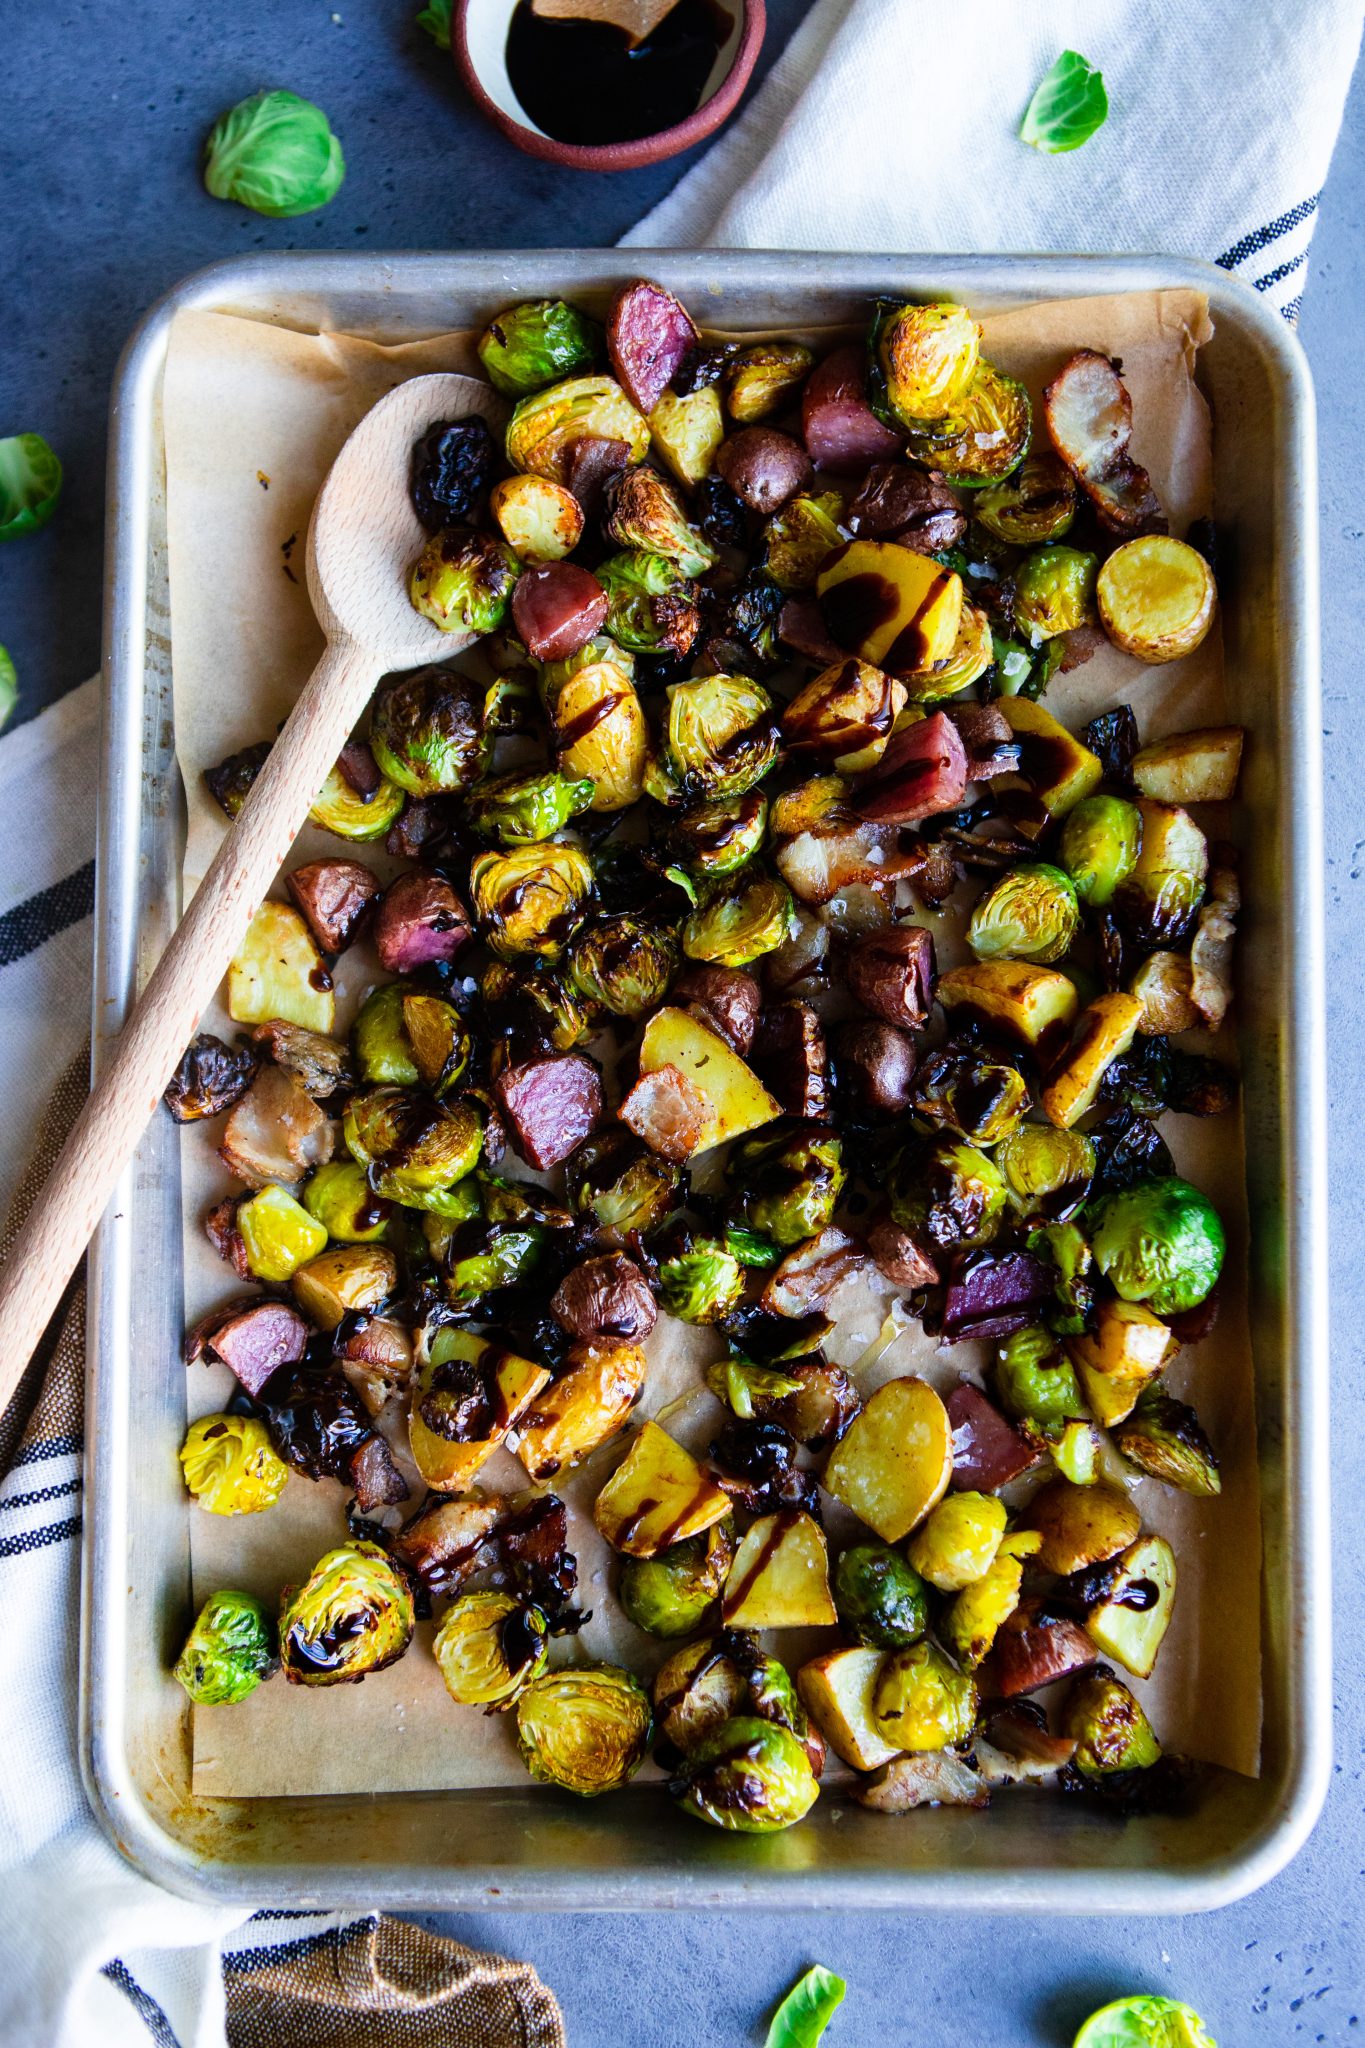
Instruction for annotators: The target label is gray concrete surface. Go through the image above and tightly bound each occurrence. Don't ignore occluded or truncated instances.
[0,2,1361,2039]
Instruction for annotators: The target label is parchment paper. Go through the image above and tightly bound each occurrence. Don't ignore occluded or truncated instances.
[162,289,1262,1800]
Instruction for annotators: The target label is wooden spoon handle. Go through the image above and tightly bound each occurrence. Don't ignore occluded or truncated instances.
[0,632,379,1405]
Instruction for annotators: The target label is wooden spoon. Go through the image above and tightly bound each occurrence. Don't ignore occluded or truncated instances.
[531,0,682,47]
[0,370,506,1405]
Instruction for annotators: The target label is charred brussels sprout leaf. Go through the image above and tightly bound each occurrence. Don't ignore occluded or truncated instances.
[975,453,1076,544]
[505,375,649,484]
[1020,50,1110,155]
[597,550,699,658]
[477,300,601,398]
[903,364,1032,490]
[279,1541,415,1686]
[1072,1995,1215,2048]
[619,1521,735,1638]
[731,1121,845,1248]
[369,668,486,797]
[410,417,496,533]
[659,1233,746,1324]
[0,433,62,541]
[164,1033,257,1122]
[654,675,780,804]
[173,1589,276,1705]
[568,914,678,1018]
[872,301,981,427]
[203,90,344,218]
[682,871,796,969]
[515,1664,652,1795]
[469,843,595,962]
[1014,545,1099,643]
[432,1590,549,1708]
[833,1543,929,1648]
[409,526,520,636]
[179,1413,289,1515]
[466,769,595,846]
[1060,795,1142,907]
[1090,1176,1225,1314]
[672,1713,819,1832]
[968,862,1080,965]
[888,1138,1006,1252]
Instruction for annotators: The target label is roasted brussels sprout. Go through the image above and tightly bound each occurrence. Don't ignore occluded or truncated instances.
[469,843,595,962]
[652,675,780,805]
[898,601,994,703]
[652,1630,809,1755]
[309,759,406,841]
[505,375,650,485]
[409,526,520,636]
[994,1324,1086,1427]
[566,1132,682,1247]
[233,1183,328,1283]
[173,1589,276,1705]
[832,1542,929,1649]
[466,769,595,846]
[997,1124,1096,1218]
[1013,545,1099,643]
[179,1413,288,1516]
[1090,1176,1225,1314]
[568,914,677,1018]
[606,465,716,579]
[1059,1668,1162,1776]
[441,1221,544,1309]
[618,1520,736,1638]
[481,958,591,1053]
[1059,795,1143,907]
[671,1714,819,1833]
[668,791,769,879]
[904,364,1032,489]
[873,301,981,425]
[872,1641,978,1752]
[763,492,845,592]
[658,1232,746,1324]
[596,551,699,659]
[477,299,601,397]
[302,1160,391,1243]
[432,1591,549,1710]
[911,1051,1030,1146]
[888,1139,1006,1253]
[1112,1387,1221,1496]
[781,657,907,774]
[730,1120,845,1248]
[906,1491,1007,1592]
[1115,800,1208,947]
[353,982,420,1086]
[165,1033,258,1122]
[724,340,814,422]
[344,1087,482,1195]
[368,668,486,798]
[682,871,797,969]
[279,1541,415,1686]
[514,1664,652,1796]
[975,453,1076,544]
[967,863,1081,965]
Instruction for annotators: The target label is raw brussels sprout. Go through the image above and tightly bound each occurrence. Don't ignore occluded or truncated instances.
[344,1086,483,1194]
[618,1520,736,1638]
[873,301,981,425]
[606,466,716,579]
[832,1542,929,1648]
[279,1541,415,1687]
[353,983,420,1086]
[1060,795,1143,907]
[911,1051,1031,1146]
[1059,1668,1162,1776]
[466,769,595,845]
[0,432,63,541]
[899,601,994,703]
[1115,801,1209,947]
[763,492,845,592]
[658,1233,746,1325]
[682,871,797,969]
[596,551,699,659]
[872,1641,978,1751]
[505,375,650,485]
[997,1124,1096,1218]
[409,526,520,636]
[514,1664,652,1796]
[442,1222,544,1309]
[975,453,1076,544]
[179,1414,289,1516]
[730,1121,845,1248]
[725,340,815,423]
[967,862,1081,965]
[995,1324,1086,1426]
[652,675,780,804]
[1090,1177,1225,1314]
[432,1591,549,1709]
[369,668,486,797]
[668,791,769,878]
[309,760,406,841]
[566,1133,682,1246]
[1073,1996,1216,2048]
[568,915,678,1019]
[173,1589,276,1706]
[671,1714,819,1833]
[1013,545,1099,643]
[888,1139,1006,1253]
[481,959,591,1052]
[652,1630,808,1755]
[468,843,595,962]
[1112,1387,1221,1496]
[203,90,344,218]
[235,1183,329,1282]
[303,1160,391,1243]
[904,364,1032,489]
[477,299,601,397]
[906,1491,1007,1592]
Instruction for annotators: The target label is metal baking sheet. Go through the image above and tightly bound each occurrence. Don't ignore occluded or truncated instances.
[81,251,1329,1913]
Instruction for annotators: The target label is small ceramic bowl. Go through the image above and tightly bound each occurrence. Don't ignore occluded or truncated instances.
[453,0,766,172]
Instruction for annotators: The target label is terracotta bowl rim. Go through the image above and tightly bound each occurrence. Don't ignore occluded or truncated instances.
[451,0,767,172]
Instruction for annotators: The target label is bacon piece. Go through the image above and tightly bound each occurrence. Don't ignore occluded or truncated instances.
[1043,349,1166,536]
[618,1063,708,1162]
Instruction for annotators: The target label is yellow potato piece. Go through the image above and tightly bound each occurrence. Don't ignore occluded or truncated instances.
[410,1334,550,1492]
[1097,535,1216,665]
[936,961,1078,1057]
[638,1006,781,1152]
[1021,1478,1140,1576]
[798,1649,901,1772]
[996,697,1103,817]
[649,386,725,487]
[514,1339,647,1484]
[227,900,335,1033]
[815,539,963,671]
[1130,725,1244,804]
[1066,1300,1176,1427]
[823,1378,952,1543]
[489,474,583,561]
[593,1421,732,1558]
[722,1509,837,1629]
[1041,993,1145,1130]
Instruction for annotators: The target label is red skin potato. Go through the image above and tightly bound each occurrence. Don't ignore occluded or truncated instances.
[511,561,608,662]
[496,1052,604,1171]
[802,344,904,473]
[606,280,698,416]
[286,858,381,954]
[846,923,937,1031]
[670,965,761,1056]
[988,1603,1098,1699]
[854,711,968,826]
[186,1298,310,1396]
[551,1253,658,1343]
[945,1381,1042,1493]
[778,597,846,668]
[372,870,472,975]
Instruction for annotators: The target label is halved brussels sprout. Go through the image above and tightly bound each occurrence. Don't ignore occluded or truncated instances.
[1059,1668,1161,1776]
[481,959,591,1052]
[781,658,907,773]
[173,1589,276,1706]
[898,602,994,703]
[309,760,406,841]
[997,1124,1095,1218]
[343,1086,483,1194]
[466,769,596,846]
[303,1160,392,1243]
[596,551,699,659]
[995,1323,1086,1427]
[1073,1997,1214,2048]
[566,1132,682,1246]
[906,1491,1007,1592]
[975,453,1076,544]
[354,982,429,1089]
[730,1120,845,1248]
[1090,1176,1225,1315]
[652,1630,809,1757]
[514,1664,652,1796]
[763,491,845,592]
[432,1591,549,1710]
[668,791,769,878]
[279,1541,415,1686]
[653,675,780,804]
[726,340,815,423]
[568,914,678,1018]
[409,526,520,636]
[236,1183,328,1282]
[442,1222,544,1310]
[1112,1387,1221,1496]
[967,862,1080,965]
[369,668,487,797]
[477,298,601,397]
[682,871,797,969]
[888,1138,1006,1252]
[468,843,595,962]
[873,301,981,424]
[911,1051,1030,1146]
[832,1542,929,1649]
[618,1520,736,1638]
[872,1641,978,1751]
[658,1232,746,1324]
[505,375,650,485]
[1059,795,1143,907]
[671,1714,819,1833]
[1013,545,1099,644]
[606,466,716,579]
[904,364,1031,489]
[401,991,472,1096]
[179,1414,288,1516]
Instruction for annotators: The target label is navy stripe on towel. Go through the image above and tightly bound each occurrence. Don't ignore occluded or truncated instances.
[0,1515,81,1560]
[1216,194,1320,270]
[0,860,95,969]
[102,1960,183,2048]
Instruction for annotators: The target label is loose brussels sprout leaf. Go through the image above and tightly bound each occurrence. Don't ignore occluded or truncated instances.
[1072,1996,1215,2048]
[409,527,520,637]
[469,842,595,962]
[1113,1388,1221,1496]
[1014,545,1099,643]
[279,1541,415,1686]
[659,1235,746,1325]
[505,375,649,484]
[414,0,452,47]
[596,551,698,659]
[871,301,981,426]
[672,1713,819,1833]
[180,1413,289,1516]
[975,453,1076,544]
[370,667,486,798]
[1060,795,1142,907]
[763,492,845,592]
[903,364,1032,489]
[203,90,345,218]
[832,1542,928,1648]
[310,759,406,840]
[1019,50,1110,154]
[1090,1176,1225,1315]
[618,1520,735,1638]
[477,299,601,398]
[0,646,15,729]
[764,1965,847,2048]
[173,1589,276,1706]
[432,1590,548,1709]
[569,914,677,1018]
[467,768,595,846]
[657,674,780,804]
[0,433,63,541]
[872,1640,978,1751]
[682,871,797,969]
[515,1664,652,1796]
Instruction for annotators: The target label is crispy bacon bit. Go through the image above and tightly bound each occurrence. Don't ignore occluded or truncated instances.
[619,1063,708,1162]
[218,1064,335,1188]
